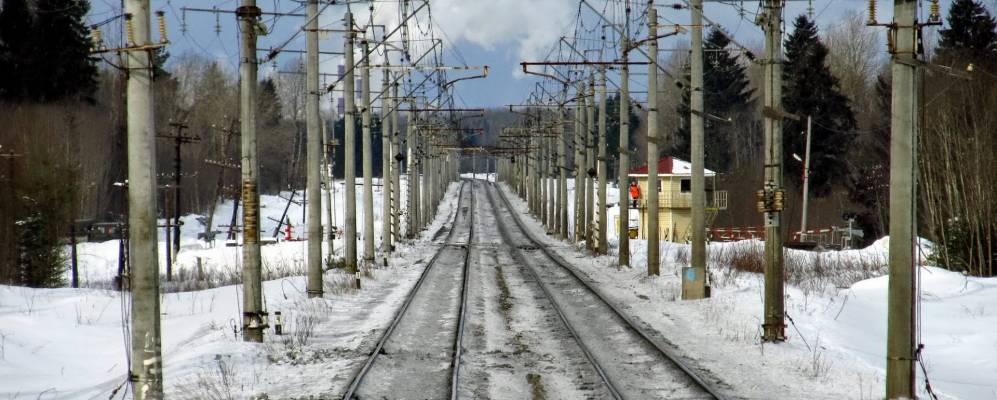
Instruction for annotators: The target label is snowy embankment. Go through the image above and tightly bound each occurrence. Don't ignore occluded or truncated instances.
[500,181,997,400]
[70,178,408,287]
[0,179,469,399]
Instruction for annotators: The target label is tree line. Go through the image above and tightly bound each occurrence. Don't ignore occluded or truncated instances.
[656,0,997,276]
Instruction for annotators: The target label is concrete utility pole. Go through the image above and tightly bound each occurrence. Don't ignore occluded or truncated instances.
[760,0,786,341]
[238,0,265,343]
[391,82,402,246]
[542,129,549,229]
[361,39,376,268]
[559,104,569,239]
[596,68,608,254]
[886,0,918,397]
[684,0,708,299]
[574,94,586,242]
[800,115,812,234]
[407,108,419,237]
[343,13,359,287]
[322,121,335,258]
[381,69,392,252]
[618,15,631,266]
[585,77,596,248]
[422,146,432,225]
[646,4,661,276]
[305,0,323,298]
[124,0,163,396]
[157,121,198,278]
[548,123,556,232]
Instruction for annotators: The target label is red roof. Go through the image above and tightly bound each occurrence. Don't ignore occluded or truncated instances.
[629,157,674,174]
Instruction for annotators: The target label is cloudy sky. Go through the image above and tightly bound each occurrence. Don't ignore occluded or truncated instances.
[88,0,958,107]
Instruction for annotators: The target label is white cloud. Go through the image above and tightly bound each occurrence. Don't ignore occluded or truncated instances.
[430,0,575,60]
[354,0,574,62]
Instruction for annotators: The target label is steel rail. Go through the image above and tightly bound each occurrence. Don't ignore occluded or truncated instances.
[479,179,624,400]
[342,181,474,400]
[487,181,729,400]
[450,179,475,399]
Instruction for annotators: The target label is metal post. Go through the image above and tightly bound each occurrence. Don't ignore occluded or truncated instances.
[646,5,661,276]
[597,68,608,254]
[124,0,163,395]
[761,0,786,341]
[684,0,708,299]
[886,0,918,397]
[343,13,359,287]
[305,0,323,298]
[618,17,631,266]
[361,39,375,268]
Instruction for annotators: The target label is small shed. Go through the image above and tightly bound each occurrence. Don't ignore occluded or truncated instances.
[620,157,727,242]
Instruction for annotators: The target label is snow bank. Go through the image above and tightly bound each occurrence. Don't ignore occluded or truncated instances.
[499,181,996,400]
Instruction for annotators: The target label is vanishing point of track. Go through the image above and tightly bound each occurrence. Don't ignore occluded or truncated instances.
[344,179,727,399]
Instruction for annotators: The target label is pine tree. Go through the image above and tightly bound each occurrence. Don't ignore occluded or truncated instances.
[606,93,640,175]
[32,0,98,102]
[937,0,997,68]
[0,0,36,101]
[782,15,857,196]
[258,78,283,128]
[672,28,755,172]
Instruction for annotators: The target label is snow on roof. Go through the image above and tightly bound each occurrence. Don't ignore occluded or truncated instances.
[628,156,715,176]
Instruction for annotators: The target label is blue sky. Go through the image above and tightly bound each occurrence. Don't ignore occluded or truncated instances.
[88,0,958,107]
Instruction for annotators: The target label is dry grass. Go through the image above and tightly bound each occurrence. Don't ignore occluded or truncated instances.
[689,242,888,295]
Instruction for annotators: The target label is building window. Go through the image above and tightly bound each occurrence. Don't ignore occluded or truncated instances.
[680,178,691,193]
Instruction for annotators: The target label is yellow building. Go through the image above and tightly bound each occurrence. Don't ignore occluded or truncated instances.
[620,157,727,242]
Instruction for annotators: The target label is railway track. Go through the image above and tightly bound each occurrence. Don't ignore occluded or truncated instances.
[481,180,729,400]
[343,179,727,399]
[343,181,474,400]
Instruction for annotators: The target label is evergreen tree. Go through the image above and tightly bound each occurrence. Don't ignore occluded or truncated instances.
[0,0,36,101]
[672,28,755,172]
[258,78,283,128]
[33,0,98,102]
[605,93,640,176]
[937,0,997,68]
[847,74,891,244]
[782,15,857,196]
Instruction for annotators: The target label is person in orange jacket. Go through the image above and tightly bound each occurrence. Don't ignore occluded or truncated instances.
[629,181,641,208]
[283,221,294,241]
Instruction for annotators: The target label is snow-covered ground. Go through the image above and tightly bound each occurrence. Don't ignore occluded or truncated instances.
[499,180,997,400]
[69,177,408,287]
[2,176,994,399]
[0,178,469,399]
